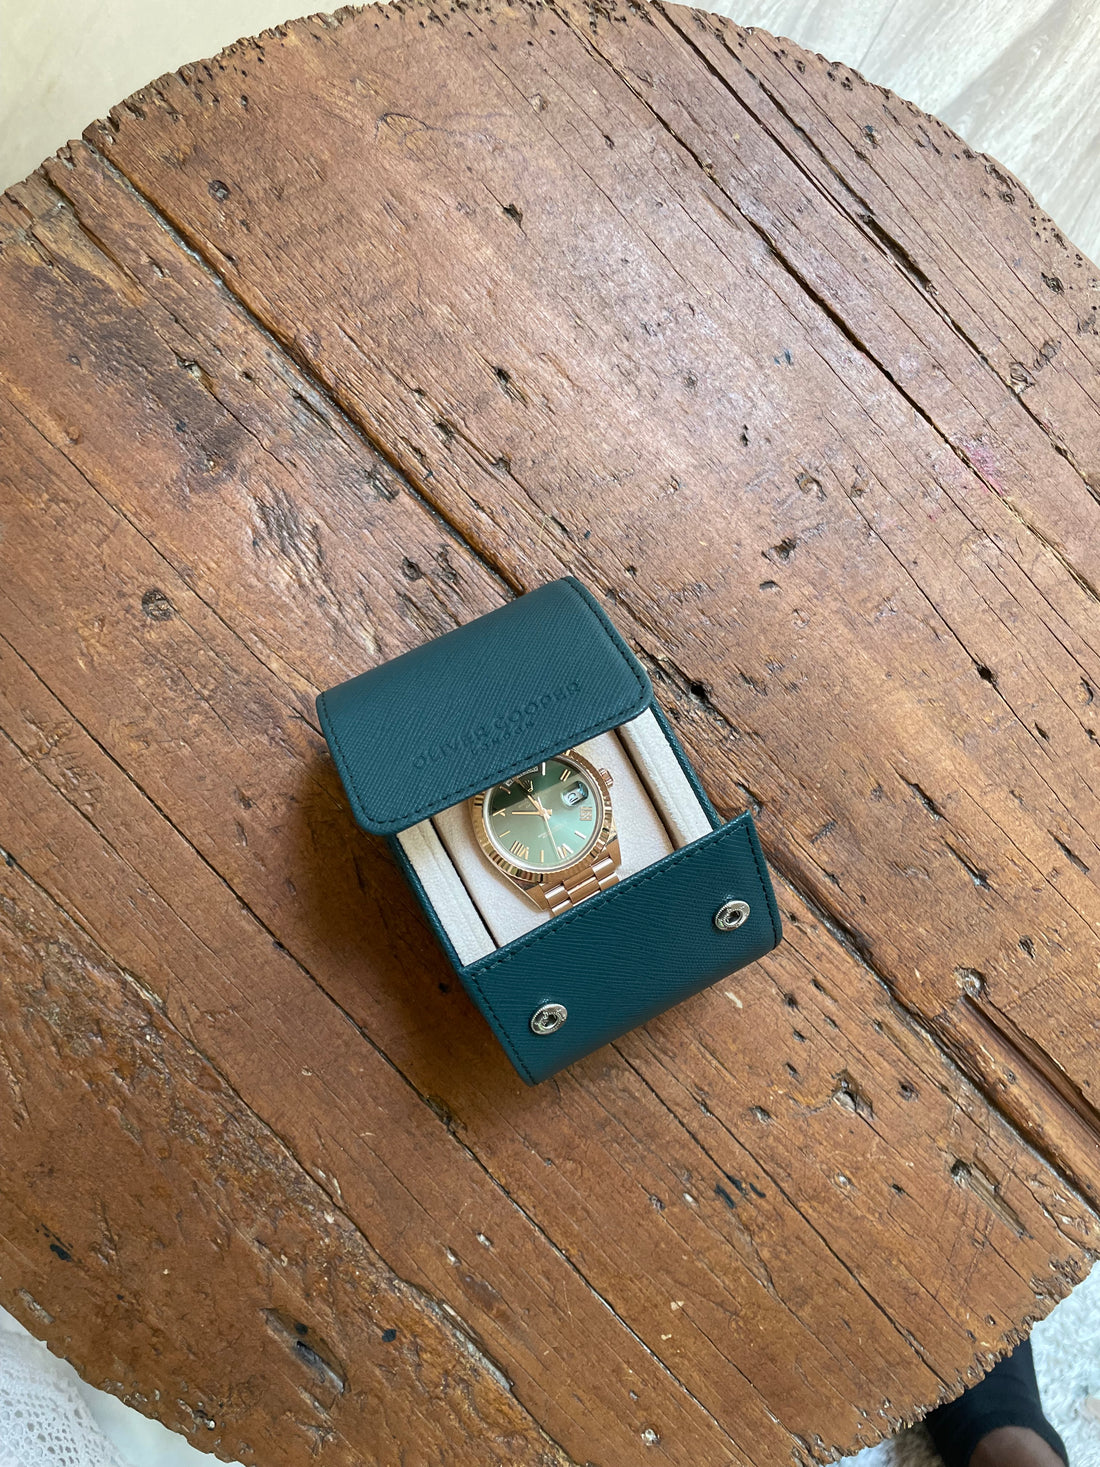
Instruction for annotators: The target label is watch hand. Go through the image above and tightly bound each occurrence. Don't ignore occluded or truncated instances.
[511,799,561,850]
[536,803,563,859]
[517,793,553,819]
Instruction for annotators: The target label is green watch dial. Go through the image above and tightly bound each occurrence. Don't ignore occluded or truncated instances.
[484,756,604,874]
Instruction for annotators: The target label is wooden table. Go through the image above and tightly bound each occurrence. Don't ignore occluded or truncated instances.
[2,1,1099,1462]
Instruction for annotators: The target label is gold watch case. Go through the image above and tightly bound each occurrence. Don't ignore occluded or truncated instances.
[469,747,617,898]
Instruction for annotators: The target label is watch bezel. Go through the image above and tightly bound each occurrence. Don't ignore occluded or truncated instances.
[470,747,616,886]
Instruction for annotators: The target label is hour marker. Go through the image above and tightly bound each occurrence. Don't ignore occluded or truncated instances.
[559,842,574,857]
[510,840,530,859]
[540,762,546,776]
[559,767,570,780]
[538,851,544,864]
[574,830,584,839]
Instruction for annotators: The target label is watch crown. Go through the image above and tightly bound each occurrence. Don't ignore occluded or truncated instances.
[599,768,614,788]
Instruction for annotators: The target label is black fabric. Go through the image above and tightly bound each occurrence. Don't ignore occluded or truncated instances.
[925,1339,1069,1467]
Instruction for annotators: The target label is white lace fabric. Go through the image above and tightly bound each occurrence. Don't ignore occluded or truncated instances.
[0,1331,130,1467]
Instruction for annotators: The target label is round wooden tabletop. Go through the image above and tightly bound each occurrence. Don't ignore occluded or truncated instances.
[2,1,1099,1462]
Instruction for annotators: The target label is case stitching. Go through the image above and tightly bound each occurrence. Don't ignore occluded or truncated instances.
[388,837,538,1080]
[466,812,778,1084]
[470,812,754,975]
[461,970,538,1084]
[744,816,782,949]
[322,680,648,831]
[321,579,650,831]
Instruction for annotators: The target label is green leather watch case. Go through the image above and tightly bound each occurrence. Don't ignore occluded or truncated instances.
[317,576,782,1084]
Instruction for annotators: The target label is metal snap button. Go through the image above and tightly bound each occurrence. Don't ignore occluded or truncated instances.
[714,899,751,931]
[530,1002,567,1035]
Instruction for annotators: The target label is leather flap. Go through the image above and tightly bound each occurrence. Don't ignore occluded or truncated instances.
[461,810,782,1085]
[316,577,652,833]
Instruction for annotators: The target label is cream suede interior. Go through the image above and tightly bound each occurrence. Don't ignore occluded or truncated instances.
[395,709,714,964]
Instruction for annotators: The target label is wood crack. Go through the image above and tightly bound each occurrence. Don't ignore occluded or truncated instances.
[639,5,1100,585]
[0,845,581,1466]
[783,865,1100,1222]
[0,634,753,1464]
[702,17,1100,484]
[618,1048,952,1404]
[69,139,519,603]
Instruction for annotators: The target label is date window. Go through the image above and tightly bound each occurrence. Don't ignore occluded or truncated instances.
[561,780,589,807]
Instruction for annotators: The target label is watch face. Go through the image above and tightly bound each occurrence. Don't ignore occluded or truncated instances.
[482,756,604,874]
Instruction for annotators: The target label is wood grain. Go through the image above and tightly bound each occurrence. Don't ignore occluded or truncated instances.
[1,2,1099,1462]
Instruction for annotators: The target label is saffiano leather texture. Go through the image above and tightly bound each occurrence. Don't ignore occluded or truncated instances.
[442,813,777,1083]
[318,577,782,1084]
[316,577,650,833]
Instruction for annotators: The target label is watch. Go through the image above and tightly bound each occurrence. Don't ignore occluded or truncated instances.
[470,748,620,914]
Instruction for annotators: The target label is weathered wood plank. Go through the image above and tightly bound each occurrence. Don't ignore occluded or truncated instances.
[2,458,1094,1459]
[555,0,1100,586]
[726,17,1100,482]
[2,2,1100,1462]
[0,244,787,1464]
[0,851,577,1467]
[82,0,1100,1118]
[2,90,1099,1463]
